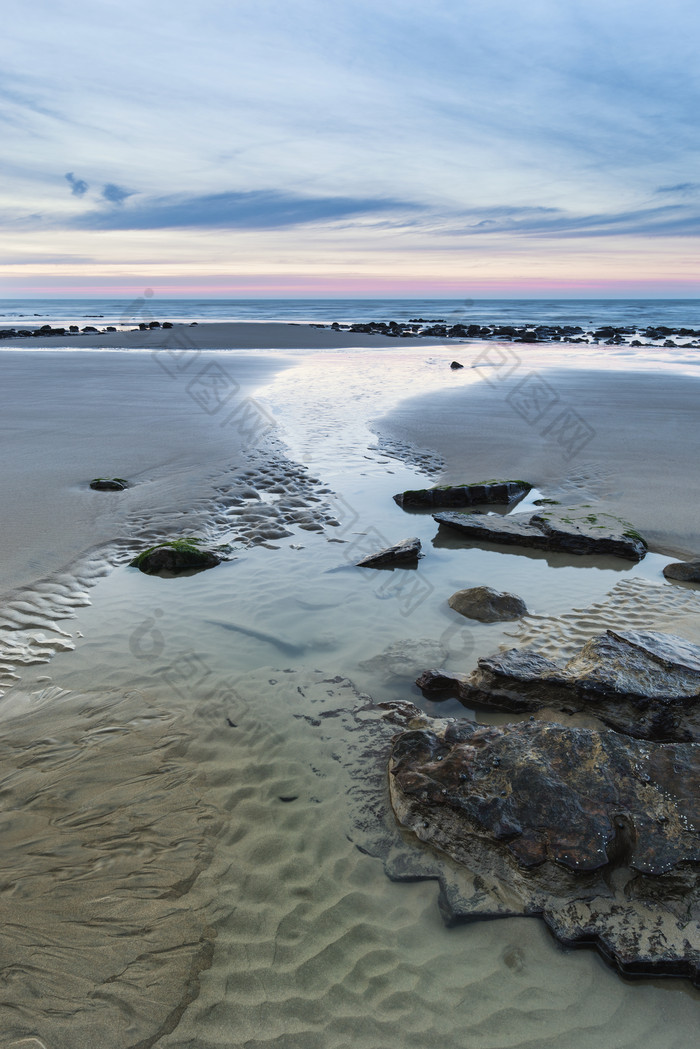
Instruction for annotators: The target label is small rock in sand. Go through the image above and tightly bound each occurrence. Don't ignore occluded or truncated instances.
[448,585,528,622]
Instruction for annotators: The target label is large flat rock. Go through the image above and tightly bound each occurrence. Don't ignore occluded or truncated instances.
[434,507,647,561]
[387,709,699,983]
[422,628,700,742]
[395,480,531,509]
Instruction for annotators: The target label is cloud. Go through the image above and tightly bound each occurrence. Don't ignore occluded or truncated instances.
[65,171,88,196]
[439,202,700,239]
[69,189,422,230]
[654,183,700,196]
[101,182,133,205]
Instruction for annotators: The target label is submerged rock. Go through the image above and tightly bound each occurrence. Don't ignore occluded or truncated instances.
[355,536,422,567]
[394,479,531,510]
[360,638,448,679]
[421,628,700,742]
[434,506,647,562]
[664,560,700,582]
[130,540,222,575]
[448,585,527,622]
[387,709,699,983]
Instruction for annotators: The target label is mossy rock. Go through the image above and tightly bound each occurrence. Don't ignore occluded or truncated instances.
[90,477,128,491]
[130,538,222,575]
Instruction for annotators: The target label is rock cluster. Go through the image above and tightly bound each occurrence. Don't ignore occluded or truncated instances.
[0,320,174,339]
[418,628,700,743]
[324,318,700,347]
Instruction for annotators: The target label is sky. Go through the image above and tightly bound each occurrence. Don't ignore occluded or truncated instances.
[2,0,700,298]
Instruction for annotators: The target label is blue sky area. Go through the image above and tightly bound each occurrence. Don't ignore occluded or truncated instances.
[2,0,700,296]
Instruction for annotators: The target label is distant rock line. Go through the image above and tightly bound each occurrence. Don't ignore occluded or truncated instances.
[326,319,700,347]
[0,320,183,339]
[2,318,700,346]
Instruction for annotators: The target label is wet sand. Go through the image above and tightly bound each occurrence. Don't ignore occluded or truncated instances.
[1,329,698,1048]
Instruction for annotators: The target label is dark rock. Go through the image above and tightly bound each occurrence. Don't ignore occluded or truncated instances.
[130,540,222,575]
[416,668,470,695]
[439,628,700,742]
[448,585,527,622]
[449,361,464,369]
[386,709,700,983]
[162,322,173,329]
[148,320,161,328]
[90,477,128,491]
[69,325,79,332]
[356,536,422,567]
[663,560,700,582]
[434,506,646,561]
[395,479,531,510]
[82,326,99,333]
[105,326,117,332]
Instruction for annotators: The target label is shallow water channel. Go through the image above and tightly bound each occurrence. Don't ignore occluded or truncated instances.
[1,346,698,1048]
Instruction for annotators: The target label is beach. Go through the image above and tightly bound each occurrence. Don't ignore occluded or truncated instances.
[0,321,698,1048]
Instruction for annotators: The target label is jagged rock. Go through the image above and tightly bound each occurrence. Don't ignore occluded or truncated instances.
[664,560,700,582]
[130,541,222,575]
[355,536,422,567]
[449,360,464,369]
[434,506,647,561]
[386,708,700,983]
[423,628,700,742]
[395,480,531,509]
[448,585,527,622]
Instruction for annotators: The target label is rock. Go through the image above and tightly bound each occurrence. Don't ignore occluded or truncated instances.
[434,506,647,562]
[130,540,222,575]
[82,326,99,333]
[356,536,422,567]
[395,479,531,510]
[448,585,527,622]
[90,477,128,491]
[449,361,464,369]
[415,667,470,695]
[386,709,700,983]
[69,325,79,332]
[663,560,700,582]
[432,628,700,742]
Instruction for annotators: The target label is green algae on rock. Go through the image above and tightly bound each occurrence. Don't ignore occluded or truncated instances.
[130,538,222,575]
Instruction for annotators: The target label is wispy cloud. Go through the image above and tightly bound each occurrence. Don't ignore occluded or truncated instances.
[69,189,422,231]
[654,183,700,196]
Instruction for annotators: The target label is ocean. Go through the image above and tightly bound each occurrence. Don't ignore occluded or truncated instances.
[3,296,700,329]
